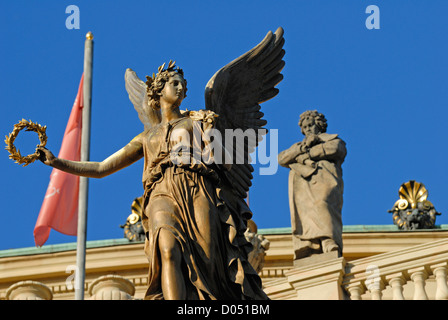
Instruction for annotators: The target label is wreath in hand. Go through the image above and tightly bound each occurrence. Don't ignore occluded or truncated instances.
[5,119,47,167]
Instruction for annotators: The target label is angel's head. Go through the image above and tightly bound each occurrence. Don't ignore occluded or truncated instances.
[298,110,327,136]
[146,61,188,110]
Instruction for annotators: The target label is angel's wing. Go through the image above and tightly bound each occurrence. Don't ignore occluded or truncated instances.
[125,68,161,130]
[204,27,285,198]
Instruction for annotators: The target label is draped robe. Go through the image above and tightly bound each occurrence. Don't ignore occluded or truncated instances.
[140,114,268,300]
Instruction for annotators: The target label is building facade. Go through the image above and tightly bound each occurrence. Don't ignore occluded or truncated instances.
[1,225,448,300]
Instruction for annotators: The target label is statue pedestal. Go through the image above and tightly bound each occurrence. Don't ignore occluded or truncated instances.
[293,251,339,268]
[285,252,347,300]
[88,275,135,300]
[6,280,53,300]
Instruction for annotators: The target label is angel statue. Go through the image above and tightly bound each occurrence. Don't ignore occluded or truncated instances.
[37,27,285,300]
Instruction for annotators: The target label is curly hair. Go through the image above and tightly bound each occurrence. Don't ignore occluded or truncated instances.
[145,60,188,110]
[298,110,327,134]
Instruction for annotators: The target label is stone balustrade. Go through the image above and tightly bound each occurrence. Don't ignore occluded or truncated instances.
[5,275,136,300]
[343,238,448,300]
[3,228,448,300]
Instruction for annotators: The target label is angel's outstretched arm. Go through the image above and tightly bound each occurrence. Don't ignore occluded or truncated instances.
[38,133,144,178]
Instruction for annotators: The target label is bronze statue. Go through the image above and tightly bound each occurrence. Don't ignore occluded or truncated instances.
[37,28,285,300]
[278,110,346,260]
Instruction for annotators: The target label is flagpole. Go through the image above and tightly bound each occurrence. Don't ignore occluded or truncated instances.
[75,31,93,300]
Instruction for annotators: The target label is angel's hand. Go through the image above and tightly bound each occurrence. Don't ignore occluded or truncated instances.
[37,146,56,166]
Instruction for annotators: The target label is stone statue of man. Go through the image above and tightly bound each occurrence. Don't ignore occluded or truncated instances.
[278,110,347,261]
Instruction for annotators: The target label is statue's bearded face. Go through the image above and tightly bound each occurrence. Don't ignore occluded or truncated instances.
[160,73,186,107]
[301,117,320,136]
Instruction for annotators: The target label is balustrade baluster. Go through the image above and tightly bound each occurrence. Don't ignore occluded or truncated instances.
[368,284,383,300]
[409,267,428,300]
[346,282,363,300]
[365,265,383,300]
[386,273,406,300]
[343,239,448,301]
[431,263,448,300]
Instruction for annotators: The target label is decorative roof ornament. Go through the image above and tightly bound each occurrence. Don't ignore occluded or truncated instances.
[388,180,441,230]
[120,197,145,242]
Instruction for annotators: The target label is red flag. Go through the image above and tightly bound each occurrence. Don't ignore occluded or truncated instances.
[34,75,84,247]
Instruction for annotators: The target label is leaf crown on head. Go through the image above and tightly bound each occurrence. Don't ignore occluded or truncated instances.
[145,60,187,109]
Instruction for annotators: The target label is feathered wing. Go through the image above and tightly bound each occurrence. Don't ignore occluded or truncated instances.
[125,68,161,130]
[204,27,285,198]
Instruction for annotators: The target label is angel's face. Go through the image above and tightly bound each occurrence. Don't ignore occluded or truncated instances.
[160,73,186,108]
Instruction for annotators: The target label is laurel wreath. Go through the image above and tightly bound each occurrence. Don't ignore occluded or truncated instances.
[5,119,47,167]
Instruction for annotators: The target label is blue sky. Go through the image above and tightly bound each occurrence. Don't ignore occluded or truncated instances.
[1,1,447,250]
